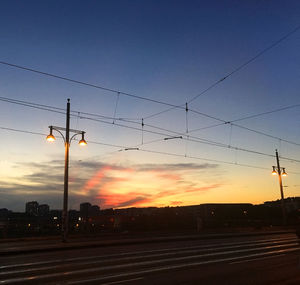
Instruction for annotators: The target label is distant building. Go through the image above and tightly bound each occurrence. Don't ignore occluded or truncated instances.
[90,205,100,216]
[25,201,39,216]
[0,208,9,219]
[38,204,50,216]
[80,202,91,219]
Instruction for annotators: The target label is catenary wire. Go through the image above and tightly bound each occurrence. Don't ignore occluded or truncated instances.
[1,22,300,122]
[3,124,300,173]
[72,114,300,164]
[144,23,300,120]
[0,61,188,110]
[2,95,300,160]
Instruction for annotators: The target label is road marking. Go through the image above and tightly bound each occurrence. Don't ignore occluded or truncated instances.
[85,277,144,285]
[0,236,296,271]
[0,243,298,284]
[68,247,300,285]
[0,240,297,277]
[229,253,286,264]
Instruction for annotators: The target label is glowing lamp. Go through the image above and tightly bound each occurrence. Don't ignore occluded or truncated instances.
[282,168,287,177]
[79,132,87,146]
[272,166,277,176]
[46,134,56,142]
[46,127,56,142]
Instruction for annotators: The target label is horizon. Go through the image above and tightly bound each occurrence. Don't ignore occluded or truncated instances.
[3,196,298,214]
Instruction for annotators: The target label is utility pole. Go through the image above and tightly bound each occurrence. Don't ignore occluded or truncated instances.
[273,149,287,226]
[62,99,70,242]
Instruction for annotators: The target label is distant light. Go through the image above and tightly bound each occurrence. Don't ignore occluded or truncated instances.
[272,166,277,176]
[78,217,82,221]
[28,223,31,227]
[53,216,58,220]
[76,223,79,227]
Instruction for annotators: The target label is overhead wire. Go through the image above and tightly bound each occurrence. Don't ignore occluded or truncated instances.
[2,124,299,174]
[0,95,229,147]
[2,19,300,123]
[186,103,300,148]
[2,95,300,162]
[0,24,299,146]
[2,54,300,149]
[143,23,300,120]
[75,113,300,164]
[0,97,67,116]
[188,23,300,103]
[0,61,189,110]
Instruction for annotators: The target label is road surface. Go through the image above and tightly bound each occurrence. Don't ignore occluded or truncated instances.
[0,232,299,284]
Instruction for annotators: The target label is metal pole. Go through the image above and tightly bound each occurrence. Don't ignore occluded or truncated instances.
[62,99,70,242]
[275,149,287,226]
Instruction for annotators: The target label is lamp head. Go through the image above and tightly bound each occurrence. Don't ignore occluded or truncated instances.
[282,168,287,177]
[46,127,56,142]
[79,132,87,146]
[272,166,277,176]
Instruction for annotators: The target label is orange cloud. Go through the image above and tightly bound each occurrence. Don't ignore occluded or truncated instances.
[78,162,223,209]
[184,183,221,193]
[81,166,112,193]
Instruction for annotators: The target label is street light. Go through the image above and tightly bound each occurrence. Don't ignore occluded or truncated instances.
[78,132,87,146]
[46,126,56,142]
[46,99,87,242]
[282,168,287,177]
[272,149,287,226]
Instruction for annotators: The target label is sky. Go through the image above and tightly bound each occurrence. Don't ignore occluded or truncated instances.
[0,0,300,211]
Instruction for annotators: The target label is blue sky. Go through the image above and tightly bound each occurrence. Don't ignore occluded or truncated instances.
[0,0,300,211]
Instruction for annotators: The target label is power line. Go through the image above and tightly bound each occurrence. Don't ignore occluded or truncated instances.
[232,123,300,147]
[0,96,229,148]
[188,103,300,135]
[0,61,187,110]
[0,96,138,122]
[138,148,270,170]
[231,103,300,123]
[0,60,225,124]
[189,23,300,103]
[2,95,300,160]
[144,23,300,120]
[2,68,300,151]
[0,126,45,137]
[2,124,300,174]
[77,114,300,164]
[0,97,66,116]
[0,26,299,140]
[0,124,286,173]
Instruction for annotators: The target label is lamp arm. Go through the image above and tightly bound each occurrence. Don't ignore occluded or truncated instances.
[52,127,66,144]
[69,133,79,145]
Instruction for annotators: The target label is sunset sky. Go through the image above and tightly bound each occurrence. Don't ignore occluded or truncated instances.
[1,0,300,211]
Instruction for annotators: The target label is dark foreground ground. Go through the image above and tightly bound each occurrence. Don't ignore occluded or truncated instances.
[0,231,299,284]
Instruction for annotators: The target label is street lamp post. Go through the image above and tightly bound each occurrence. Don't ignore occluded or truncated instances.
[272,149,287,226]
[46,99,87,242]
